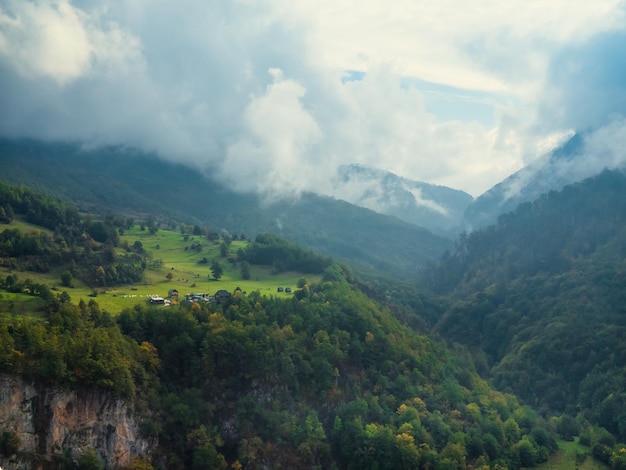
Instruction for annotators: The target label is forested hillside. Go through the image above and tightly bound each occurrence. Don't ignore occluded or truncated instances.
[116,274,563,469]
[1,273,560,469]
[6,163,626,468]
[427,169,626,454]
[0,182,564,469]
[0,138,452,278]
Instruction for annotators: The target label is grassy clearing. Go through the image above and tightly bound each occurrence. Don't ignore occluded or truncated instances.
[1,218,54,236]
[534,438,608,470]
[0,291,46,317]
[0,225,320,314]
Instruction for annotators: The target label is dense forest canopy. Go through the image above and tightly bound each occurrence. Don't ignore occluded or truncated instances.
[1,273,561,469]
[427,169,626,448]
[237,233,332,274]
[0,181,561,469]
[4,172,626,468]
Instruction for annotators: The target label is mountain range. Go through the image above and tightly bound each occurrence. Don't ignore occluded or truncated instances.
[0,138,451,279]
[3,133,626,467]
[461,131,626,230]
[322,131,622,238]
[333,164,472,237]
[1,130,621,281]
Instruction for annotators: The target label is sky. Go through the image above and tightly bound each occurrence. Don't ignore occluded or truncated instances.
[0,0,625,200]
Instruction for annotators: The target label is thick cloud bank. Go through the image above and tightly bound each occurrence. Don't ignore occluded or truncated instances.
[0,0,625,199]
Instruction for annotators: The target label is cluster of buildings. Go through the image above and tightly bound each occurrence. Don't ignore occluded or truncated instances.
[149,289,231,306]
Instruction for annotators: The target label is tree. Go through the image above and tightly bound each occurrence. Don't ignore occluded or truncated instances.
[4,204,14,222]
[210,260,223,281]
[441,442,467,470]
[557,414,580,441]
[0,205,12,223]
[61,270,73,288]
[96,266,106,285]
[146,217,158,235]
[513,436,537,467]
[220,241,229,257]
[77,449,104,470]
[240,261,251,280]
[166,272,174,281]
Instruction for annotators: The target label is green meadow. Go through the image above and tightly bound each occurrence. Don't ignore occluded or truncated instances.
[534,438,608,470]
[3,217,56,235]
[0,291,46,317]
[0,223,319,314]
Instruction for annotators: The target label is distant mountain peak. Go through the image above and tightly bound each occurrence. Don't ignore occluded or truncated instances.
[464,129,626,230]
[332,164,472,237]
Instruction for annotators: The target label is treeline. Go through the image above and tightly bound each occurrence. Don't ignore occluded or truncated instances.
[0,180,81,229]
[0,227,62,273]
[0,181,149,287]
[426,169,626,450]
[425,169,626,294]
[112,272,558,469]
[237,233,332,274]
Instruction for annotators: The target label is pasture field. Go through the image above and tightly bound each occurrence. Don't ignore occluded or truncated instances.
[2,218,55,236]
[0,291,46,317]
[534,438,608,470]
[0,223,319,314]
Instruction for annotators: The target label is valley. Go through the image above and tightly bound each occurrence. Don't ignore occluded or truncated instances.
[2,2,625,468]
[1,141,626,469]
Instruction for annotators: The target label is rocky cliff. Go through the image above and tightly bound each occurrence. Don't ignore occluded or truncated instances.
[0,374,153,469]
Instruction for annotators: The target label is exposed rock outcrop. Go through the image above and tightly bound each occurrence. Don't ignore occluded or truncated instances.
[0,374,153,469]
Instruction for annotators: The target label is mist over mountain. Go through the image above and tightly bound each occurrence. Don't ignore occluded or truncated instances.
[333,164,472,237]
[0,138,451,279]
[4,3,626,468]
[465,121,626,230]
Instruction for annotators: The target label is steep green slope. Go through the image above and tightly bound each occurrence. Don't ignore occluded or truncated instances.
[0,273,561,469]
[116,274,558,469]
[427,169,626,441]
[0,138,451,278]
[0,181,563,468]
[274,192,448,278]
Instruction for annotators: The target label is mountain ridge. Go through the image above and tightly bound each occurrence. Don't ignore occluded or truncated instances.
[334,163,473,237]
[0,138,452,279]
[427,168,626,443]
[463,131,616,230]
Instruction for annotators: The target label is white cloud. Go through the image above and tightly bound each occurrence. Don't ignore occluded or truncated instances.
[268,0,625,92]
[576,118,626,175]
[407,187,449,216]
[217,67,530,197]
[0,0,142,84]
[219,68,323,201]
[0,0,624,201]
[317,70,527,196]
